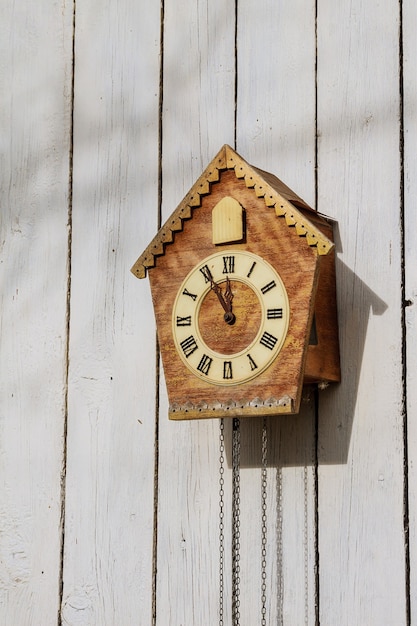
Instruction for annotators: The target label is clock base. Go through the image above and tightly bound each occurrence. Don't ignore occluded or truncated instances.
[169,396,295,420]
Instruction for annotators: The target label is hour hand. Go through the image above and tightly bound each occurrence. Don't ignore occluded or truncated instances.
[222,277,235,324]
[210,278,235,325]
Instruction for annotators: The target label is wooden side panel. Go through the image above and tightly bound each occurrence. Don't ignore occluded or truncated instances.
[236,0,318,622]
[404,0,417,616]
[0,1,73,622]
[317,1,406,623]
[60,1,160,623]
[304,219,341,384]
[155,1,236,623]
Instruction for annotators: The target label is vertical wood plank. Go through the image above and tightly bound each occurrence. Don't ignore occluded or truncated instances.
[403,0,417,618]
[236,1,318,623]
[236,0,317,204]
[156,1,236,624]
[61,1,160,623]
[0,1,73,623]
[317,0,406,623]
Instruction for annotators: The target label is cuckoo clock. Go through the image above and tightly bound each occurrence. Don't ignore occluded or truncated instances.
[132,145,340,419]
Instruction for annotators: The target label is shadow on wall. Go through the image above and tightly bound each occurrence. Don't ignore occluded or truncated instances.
[224,222,388,468]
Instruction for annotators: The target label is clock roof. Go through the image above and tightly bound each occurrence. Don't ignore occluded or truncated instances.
[131,144,334,279]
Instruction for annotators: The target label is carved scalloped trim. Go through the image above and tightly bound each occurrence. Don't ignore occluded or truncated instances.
[224,145,334,257]
[130,148,226,279]
[131,145,334,279]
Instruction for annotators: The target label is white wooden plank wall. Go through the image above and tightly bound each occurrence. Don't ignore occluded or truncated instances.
[404,0,417,620]
[317,1,406,623]
[156,3,235,624]
[237,2,318,623]
[0,1,73,623]
[61,0,161,623]
[0,0,415,624]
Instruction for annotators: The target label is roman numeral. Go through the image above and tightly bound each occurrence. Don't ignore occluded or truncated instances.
[182,288,197,301]
[197,354,213,375]
[260,331,278,350]
[176,315,192,326]
[261,280,276,294]
[223,361,233,379]
[200,264,213,283]
[180,335,198,358]
[247,353,258,371]
[267,308,283,319]
[247,261,256,278]
[222,255,235,273]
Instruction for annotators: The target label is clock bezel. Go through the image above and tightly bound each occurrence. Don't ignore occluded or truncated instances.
[172,250,290,387]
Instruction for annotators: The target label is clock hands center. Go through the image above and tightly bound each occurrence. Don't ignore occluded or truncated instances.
[210,276,236,325]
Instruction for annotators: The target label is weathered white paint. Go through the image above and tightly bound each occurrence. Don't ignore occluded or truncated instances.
[0,1,73,623]
[236,1,318,622]
[317,0,406,623]
[60,0,160,624]
[237,0,317,204]
[404,0,417,619]
[1,0,415,624]
[156,2,235,624]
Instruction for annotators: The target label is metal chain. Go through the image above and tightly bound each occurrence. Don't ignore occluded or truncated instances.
[219,419,225,626]
[232,418,241,626]
[303,464,309,626]
[261,417,268,626]
[276,465,283,625]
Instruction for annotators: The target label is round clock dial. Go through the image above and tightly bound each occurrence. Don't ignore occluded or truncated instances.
[172,250,290,386]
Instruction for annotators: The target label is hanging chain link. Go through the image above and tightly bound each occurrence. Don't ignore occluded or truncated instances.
[219,418,272,626]
[261,417,268,626]
[219,419,225,626]
[232,417,241,626]
[303,464,309,626]
[276,465,284,625]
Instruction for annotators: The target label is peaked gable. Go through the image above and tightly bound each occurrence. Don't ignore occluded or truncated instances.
[131,145,334,279]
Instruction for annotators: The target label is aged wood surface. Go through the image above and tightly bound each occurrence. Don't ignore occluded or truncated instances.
[131,145,333,280]
[404,0,417,618]
[212,195,244,244]
[59,0,160,623]
[237,0,318,625]
[1,0,416,623]
[236,0,319,622]
[317,0,406,623]
[0,1,73,623]
[149,168,321,418]
[154,1,236,624]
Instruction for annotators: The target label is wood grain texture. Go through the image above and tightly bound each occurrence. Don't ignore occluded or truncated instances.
[0,1,73,623]
[236,0,317,205]
[212,195,244,244]
[403,0,417,617]
[132,144,333,279]
[2,0,416,622]
[304,217,341,384]
[317,0,406,623]
[149,169,320,418]
[60,0,160,623]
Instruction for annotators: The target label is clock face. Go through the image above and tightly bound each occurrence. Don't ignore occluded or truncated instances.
[172,250,290,386]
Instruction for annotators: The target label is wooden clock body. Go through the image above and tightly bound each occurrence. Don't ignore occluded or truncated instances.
[132,145,340,419]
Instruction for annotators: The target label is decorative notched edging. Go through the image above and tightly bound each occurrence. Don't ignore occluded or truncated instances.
[131,144,334,280]
[169,395,295,419]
